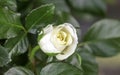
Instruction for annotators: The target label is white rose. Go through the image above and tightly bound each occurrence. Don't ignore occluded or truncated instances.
[38,23,78,60]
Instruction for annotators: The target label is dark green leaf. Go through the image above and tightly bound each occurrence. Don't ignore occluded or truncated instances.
[25,4,55,34]
[0,45,10,67]
[67,0,106,16]
[4,67,34,75]
[0,0,17,11]
[40,0,70,13]
[40,62,83,75]
[83,19,120,57]
[4,32,28,57]
[78,46,98,75]
[3,4,55,62]
[0,7,24,39]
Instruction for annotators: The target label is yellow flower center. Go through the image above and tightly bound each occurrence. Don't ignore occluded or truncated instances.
[56,30,72,46]
[57,31,67,44]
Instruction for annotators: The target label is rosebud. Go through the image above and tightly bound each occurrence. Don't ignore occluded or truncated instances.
[38,23,78,60]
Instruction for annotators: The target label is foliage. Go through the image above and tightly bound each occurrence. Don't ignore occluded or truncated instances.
[0,0,119,75]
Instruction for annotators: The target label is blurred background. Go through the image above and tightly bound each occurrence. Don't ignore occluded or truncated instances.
[75,0,120,75]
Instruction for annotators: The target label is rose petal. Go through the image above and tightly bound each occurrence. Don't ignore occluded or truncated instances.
[63,23,78,40]
[38,25,61,54]
[56,40,78,60]
[56,23,78,60]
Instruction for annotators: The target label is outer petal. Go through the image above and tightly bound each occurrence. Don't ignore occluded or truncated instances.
[56,41,78,60]
[38,25,61,54]
[56,23,78,60]
[63,23,78,40]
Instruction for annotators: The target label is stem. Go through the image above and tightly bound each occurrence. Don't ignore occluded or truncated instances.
[28,45,40,75]
[29,45,40,62]
[31,59,37,75]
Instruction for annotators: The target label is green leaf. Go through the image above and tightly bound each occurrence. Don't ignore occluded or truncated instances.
[3,4,55,61]
[0,7,24,39]
[0,45,10,67]
[40,62,83,75]
[67,0,106,16]
[83,19,120,57]
[4,67,34,75]
[0,0,17,11]
[78,46,98,75]
[4,32,28,57]
[25,4,55,34]
[40,0,70,13]
[66,53,82,69]
[0,6,28,63]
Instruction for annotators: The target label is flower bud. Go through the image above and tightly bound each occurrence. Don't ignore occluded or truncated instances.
[38,23,78,60]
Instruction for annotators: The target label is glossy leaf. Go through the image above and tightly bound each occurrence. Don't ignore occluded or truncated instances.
[83,19,120,57]
[25,4,55,34]
[4,4,55,60]
[40,62,83,75]
[0,45,10,67]
[78,46,98,75]
[0,7,24,39]
[67,0,106,16]
[4,67,34,75]
[4,32,28,57]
